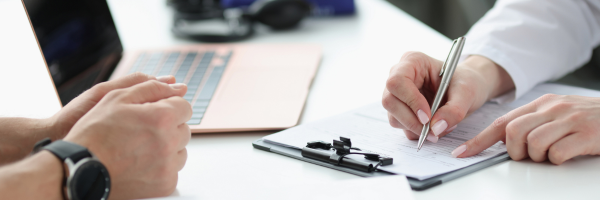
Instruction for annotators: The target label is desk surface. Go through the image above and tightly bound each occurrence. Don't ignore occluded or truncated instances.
[3,0,600,199]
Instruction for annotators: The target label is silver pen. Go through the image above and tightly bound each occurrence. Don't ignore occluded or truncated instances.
[417,37,466,151]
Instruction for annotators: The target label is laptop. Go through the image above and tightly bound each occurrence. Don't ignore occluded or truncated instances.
[21,0,321,133]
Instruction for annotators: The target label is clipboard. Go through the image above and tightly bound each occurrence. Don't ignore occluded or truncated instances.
[253,139,510,191]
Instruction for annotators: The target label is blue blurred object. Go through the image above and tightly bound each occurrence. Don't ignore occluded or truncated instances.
[221,0,355,16]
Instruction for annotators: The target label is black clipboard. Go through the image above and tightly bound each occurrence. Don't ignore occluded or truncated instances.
[253,139,510,191]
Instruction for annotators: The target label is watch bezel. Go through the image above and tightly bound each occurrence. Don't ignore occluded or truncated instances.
[64,157,111,200]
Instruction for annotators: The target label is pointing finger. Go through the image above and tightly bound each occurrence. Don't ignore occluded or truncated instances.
[452,100,539,158]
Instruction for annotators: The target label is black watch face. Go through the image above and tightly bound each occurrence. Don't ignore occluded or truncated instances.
[69,160,111,200]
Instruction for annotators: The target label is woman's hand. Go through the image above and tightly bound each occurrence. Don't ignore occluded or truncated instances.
[453,94,600,164]
[383,52,513,142]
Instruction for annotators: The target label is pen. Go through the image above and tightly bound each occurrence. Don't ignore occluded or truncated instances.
[417,37,466,151]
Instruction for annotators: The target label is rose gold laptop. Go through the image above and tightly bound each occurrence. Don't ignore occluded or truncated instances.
[22,0,321,133]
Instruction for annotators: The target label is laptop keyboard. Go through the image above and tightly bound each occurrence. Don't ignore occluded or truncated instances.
[127,50,232,125]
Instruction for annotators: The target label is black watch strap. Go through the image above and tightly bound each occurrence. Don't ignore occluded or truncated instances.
[42,140,92,163]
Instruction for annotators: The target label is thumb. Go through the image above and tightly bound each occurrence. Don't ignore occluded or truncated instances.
[428,79,476,138]
[120,80,187,104]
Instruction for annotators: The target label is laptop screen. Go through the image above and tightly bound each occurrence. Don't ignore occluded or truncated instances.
[22,0,123,105]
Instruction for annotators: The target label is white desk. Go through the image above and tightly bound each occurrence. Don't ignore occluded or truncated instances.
[3,0,600,199]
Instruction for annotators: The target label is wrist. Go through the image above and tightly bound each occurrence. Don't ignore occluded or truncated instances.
[459,55,515,101]
[40,139,112,200]
[45,114,70,140]
[0,151,63,200]
[33,151,64,200]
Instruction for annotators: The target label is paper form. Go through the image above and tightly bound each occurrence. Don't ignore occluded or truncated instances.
[264,83,600,180]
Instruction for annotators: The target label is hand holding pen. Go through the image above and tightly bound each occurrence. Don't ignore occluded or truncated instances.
[382,37,511,150]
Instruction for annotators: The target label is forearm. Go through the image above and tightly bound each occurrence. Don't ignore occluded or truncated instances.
[462,0,600,99]
[0,117,58,165]
[460,55,515,100]
[0,151,62,200]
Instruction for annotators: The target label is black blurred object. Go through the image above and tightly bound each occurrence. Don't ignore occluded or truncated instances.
[22,0,123,105]
[168,0,223,20]
[332,137,351,155]
[306,140,332,150]
[249,0,309,29]
[169,0,311,42]
[303,137,394,173]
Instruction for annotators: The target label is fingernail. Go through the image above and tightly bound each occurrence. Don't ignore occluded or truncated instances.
[431,120,448,136]
[417,109,429,124]
[451,145,467,158]
[157,75,172,83]
[446,125,457,133]
[426,134,438,143]
[170,83,186,89]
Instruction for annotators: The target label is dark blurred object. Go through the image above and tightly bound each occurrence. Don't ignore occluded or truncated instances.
[554,48,600,91]
[169,0,310,42]
[168,0,223,20]
[386,0,495,39]
[22,0,123,105]
[221,0,356,16]
[250,0,310,29]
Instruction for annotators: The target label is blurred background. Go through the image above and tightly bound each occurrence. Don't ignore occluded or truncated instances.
[387,0,600,90]
[386,0,495,39]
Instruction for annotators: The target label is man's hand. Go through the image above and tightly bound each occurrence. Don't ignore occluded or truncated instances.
[383,52,513,142]
[452,94,600,165]
[0,73,176,164]
[49,73,175,139]
[63,80,192,199]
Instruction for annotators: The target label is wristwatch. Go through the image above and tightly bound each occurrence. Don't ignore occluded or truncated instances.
[33,138,111,200]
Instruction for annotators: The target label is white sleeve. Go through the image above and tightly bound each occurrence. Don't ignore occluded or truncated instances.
[460,0,600,103]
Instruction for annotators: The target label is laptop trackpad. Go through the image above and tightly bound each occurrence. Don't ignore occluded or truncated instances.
[199,68,312,129]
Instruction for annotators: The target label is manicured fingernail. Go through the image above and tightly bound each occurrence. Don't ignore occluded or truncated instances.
[426,134,438,143]
[157,75,172,83]
[431,120,448,136]
[417,109,429,124]
[451,145,467,158]
[446,125,457,133]
[170,83,186,89]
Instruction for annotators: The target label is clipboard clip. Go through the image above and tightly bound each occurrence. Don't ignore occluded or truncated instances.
[302,137,393,172]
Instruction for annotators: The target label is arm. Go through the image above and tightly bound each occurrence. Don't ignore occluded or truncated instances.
[460,55,514,100]
[451,0,600,163]
[0,73,174,165]
[0,118,57,164]
[462,0,600,101]
[0,76,191,199]
[384,0,600,164]
[0,151,62,200]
